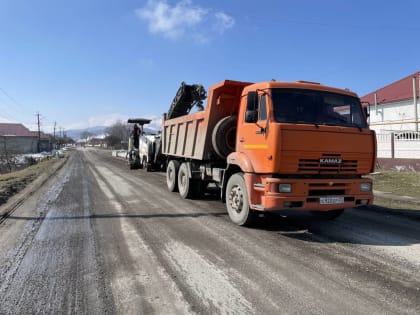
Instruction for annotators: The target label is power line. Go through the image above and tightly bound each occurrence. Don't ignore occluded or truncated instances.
[0,86,28,110]
[0,85,38,124]
[0,97,20,122]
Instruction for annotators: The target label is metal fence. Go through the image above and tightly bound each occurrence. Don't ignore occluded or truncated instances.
[376,131,420,158]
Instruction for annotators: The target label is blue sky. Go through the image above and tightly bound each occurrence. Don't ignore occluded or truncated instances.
[1,0,419,134]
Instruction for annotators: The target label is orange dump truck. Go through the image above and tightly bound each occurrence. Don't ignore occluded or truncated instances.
[162,79,376,225]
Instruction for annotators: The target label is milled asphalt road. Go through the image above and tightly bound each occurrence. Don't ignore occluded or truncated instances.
[0,148,419,314]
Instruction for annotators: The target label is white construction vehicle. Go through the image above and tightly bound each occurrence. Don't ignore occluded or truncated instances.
[127,118,164,171]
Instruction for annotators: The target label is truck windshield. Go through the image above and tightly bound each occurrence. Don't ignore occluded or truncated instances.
[271,88,367,128]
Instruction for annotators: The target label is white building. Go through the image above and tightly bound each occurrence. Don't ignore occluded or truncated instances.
[360,71,420,160]
[361,71,420,134]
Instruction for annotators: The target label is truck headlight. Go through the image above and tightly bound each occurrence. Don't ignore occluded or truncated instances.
[360,182,372,192]
[279,184,292,193]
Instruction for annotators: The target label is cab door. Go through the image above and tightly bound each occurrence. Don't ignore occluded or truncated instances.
[237,91,271,173]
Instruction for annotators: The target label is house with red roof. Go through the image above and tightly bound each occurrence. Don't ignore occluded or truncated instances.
[0,123,51,154]
[360,72,420,161]
[360,71,420,133]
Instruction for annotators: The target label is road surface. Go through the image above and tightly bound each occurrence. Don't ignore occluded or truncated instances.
[0,148,419,314]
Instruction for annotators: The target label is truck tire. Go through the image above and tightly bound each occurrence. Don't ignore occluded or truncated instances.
[177,163,203,199]
[141,157,147,170]
[178,163,193,199]
[212,116,237,159]
[129,153,140,169]
[166,160,180,192]
[141,156,153,171]
[226,173,255,226]
[137,154,143,169]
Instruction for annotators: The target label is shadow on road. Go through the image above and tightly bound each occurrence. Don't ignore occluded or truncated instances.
[4,205,420,247]
[5,211,228,221]
[249,205,420,247]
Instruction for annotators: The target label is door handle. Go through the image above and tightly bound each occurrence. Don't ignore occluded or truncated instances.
[255,127,266,134]
[239,138,245,142]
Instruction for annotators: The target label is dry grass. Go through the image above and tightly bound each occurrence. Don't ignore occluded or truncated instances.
[370,170,420,210]
[373,197,420,210]
[0,157,66,205]
[371,170,420,198]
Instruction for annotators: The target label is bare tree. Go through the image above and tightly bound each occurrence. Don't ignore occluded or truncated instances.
[80,131,95,140]
[0,136,19,173]
[105,120,130,149]
[56,135,75,148]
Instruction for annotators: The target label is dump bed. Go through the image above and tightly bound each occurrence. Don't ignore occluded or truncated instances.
[162,80,251,160]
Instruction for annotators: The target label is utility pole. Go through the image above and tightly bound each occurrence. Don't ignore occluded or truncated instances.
[58,127,63,149]
[36,112,41,153]
[53,121,57,149]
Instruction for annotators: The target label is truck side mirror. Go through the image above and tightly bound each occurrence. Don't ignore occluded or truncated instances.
[245,91,259,123]
[364,107,370,119]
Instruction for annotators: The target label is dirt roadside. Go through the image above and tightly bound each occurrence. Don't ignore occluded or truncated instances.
[0,153,69,217]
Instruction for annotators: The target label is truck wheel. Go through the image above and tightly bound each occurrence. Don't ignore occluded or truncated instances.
[166,160,180,192]
[141,157,148,170]
[178,163,194,199]
[146,163,153,172]
[129,155,141,169]
[311,208,345,220]
[226,173,255,226]
[136,154,143,169]
[212,116,237,159]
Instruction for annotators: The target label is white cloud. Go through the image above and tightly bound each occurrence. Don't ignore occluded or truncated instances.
[214,12,235,34]
[87,113,129,127]
[136,0,206,40]
[135,0,235,43]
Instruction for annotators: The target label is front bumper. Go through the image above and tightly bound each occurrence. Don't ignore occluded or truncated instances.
[251,177,373,212]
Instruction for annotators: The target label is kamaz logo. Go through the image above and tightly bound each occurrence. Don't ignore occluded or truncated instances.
[320,158,342,164]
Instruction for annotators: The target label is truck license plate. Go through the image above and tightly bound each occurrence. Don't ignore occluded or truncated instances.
[319,197,344,205]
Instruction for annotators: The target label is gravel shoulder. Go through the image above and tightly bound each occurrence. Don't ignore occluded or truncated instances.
[0,154,69,210]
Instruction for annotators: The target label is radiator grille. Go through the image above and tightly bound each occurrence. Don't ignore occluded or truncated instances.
[298,157,357,173]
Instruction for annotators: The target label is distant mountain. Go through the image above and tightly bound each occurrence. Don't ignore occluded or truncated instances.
[143,127,159,134]
[66,125,158,140]
[66,126,107,140]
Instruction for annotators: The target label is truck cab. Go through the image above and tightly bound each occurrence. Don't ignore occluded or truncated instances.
[225,81,375,224]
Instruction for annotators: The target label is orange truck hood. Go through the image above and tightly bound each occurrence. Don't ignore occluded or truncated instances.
[270,124,375,175]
